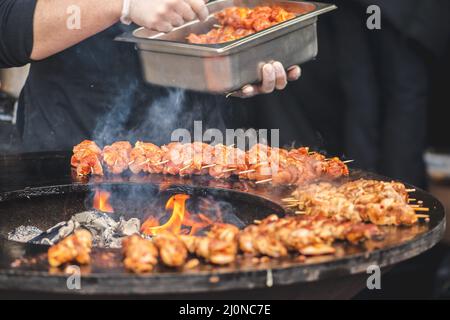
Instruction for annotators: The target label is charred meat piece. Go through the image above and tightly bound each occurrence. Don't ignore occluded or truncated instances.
[71,140,103,176]
[72,140,102,158]
[122,235,159,273]
[239,215,291,257]
[208,223,240,242]
[48,229,93,267]
[185,142,215,175]
[129,141,164,174]
[161,142,190,175]
[180,223,239,265]
[209,144,246,179]
[174,142,215,176]
[153,231,188,267]
[324,157,350,178]
[76,152,104,177]
[102,141,132,174]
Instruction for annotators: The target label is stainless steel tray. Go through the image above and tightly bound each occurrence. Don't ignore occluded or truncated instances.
[116,0,337,93]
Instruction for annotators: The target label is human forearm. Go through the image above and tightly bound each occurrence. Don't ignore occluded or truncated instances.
[31,0,122,60]
[31,0,210,61]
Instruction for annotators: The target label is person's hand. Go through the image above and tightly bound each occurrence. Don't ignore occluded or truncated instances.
[129,0,209,33]
[231,62,301,98]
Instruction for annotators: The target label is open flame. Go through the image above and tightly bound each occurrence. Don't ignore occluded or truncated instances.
[93,190,114,213]
[91,190,219,236]
[141,194,216,236]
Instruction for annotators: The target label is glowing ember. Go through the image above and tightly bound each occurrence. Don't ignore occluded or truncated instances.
[141,194,216,236]
[93,190,114,213]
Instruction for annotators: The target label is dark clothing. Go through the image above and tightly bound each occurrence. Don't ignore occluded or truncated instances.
[0,0,36,68]
[244,0,449,186]
[18,24,148,151]
[357,0,450,56]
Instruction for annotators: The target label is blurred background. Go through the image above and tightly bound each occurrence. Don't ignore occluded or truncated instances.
[1,0,449,298]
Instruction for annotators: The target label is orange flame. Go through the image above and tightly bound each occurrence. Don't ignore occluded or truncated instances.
[141,194,215,236]
[93,190,114,213]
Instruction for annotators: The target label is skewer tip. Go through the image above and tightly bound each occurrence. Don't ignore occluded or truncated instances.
[255,178,273,185]
[413,207,429,212]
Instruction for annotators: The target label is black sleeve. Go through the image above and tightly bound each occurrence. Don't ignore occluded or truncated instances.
[0,0,37,68]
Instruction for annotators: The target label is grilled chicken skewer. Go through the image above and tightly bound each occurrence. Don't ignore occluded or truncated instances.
[72,140,350,186]
[129,141,165,174]
[291,180,419,226]
[238,214,381,257]
[102,141,132,175]
[153,231,188,267]
[48,229,93,268]
[209,144,247,179]
[122,235,159,273]
[180,223,240,265]
[71,140,103,176]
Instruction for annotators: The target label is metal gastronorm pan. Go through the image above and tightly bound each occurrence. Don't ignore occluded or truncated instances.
[116,0,337,93]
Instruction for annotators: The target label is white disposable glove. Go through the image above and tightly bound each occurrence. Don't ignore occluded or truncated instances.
[129,0,209,32]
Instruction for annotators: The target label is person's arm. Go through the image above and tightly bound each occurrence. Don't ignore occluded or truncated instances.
[0,0,209,66]
[31,0,209,60]
[31,0,123,61]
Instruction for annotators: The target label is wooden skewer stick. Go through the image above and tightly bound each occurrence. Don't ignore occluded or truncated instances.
[179,162,193,172]
[238,169,256,175]
[285,202,300,206]
[139,159,150,165]
[409,204,421,208]
[408,198,417,202]
[413,207,429,212]
[406,189,416,193]
[128,160,135,165]
[326,158,354,164]
[201,164,216,169]
[255,178,273,185]
[156,160,169,165]
[295,211,306,215]
[225,91,237,98]
[254,162,269,169]
[222,168,237,173]
[281,197,297,202]
[415,214,430,219]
